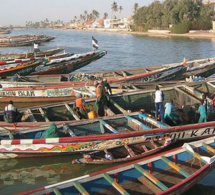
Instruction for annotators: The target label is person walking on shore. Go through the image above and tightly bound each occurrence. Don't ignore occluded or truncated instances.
[154,86,164,122]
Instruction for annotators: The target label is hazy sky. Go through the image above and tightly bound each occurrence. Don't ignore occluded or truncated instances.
[1,0,156,26]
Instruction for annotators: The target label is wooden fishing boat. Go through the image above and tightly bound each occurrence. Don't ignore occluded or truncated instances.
[2,56,214,86]
[0,60,43,77]
[0,77,213,122]
[0,34,55,47]
[0,84,96,103]
[183,57,215,78]
[1,109,215,159]
[0,50,107,77]
[17,136,215,195]
[30,50,107,75]
[72,137,172,164]
[0,47,64,61]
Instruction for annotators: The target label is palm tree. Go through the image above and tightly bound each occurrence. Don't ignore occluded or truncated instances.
[111,1,118,18]
[133,3,139,14]
[103,12,108,19]
[119,6,123,18]
[92,10,100,21]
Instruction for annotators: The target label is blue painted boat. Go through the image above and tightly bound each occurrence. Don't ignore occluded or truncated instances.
[17,136,215,195]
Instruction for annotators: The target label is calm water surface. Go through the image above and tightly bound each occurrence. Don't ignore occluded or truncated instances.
[0,28,215,194]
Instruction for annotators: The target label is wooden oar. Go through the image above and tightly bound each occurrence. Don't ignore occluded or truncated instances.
[103,173,130,195]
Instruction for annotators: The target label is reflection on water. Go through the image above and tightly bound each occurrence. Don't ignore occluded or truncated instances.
[184,184,215,195]
[0,155,117,194]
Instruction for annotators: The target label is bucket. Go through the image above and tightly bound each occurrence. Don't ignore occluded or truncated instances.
[88,111,96,119]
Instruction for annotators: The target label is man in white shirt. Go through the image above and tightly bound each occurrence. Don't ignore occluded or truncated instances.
[33,42,40,52]
[154,85,164,122]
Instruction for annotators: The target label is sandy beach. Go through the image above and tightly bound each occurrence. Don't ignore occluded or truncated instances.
[79,27,215,39]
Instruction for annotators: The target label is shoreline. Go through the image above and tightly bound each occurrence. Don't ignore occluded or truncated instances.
[69,27,215,39]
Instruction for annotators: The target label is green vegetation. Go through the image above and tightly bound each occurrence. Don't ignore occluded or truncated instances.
[133,0,215,33]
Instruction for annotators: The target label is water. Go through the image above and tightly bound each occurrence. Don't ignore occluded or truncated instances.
[1,28,215,194]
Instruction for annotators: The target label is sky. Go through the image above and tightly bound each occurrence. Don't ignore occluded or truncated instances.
[0,0,156,26]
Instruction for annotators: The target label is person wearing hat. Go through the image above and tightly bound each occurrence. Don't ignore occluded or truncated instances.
[75,94,87,119]
[4,100,20,123]
[95,80,105,116]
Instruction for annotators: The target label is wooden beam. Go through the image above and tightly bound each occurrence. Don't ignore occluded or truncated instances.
[134,164,168,191]
[110,99,127,113]
[39,107,50,122]
[161,156,190,178]
[99,119,118,133]
[138,176,162,194]
[202,142,215,154]
[73,181,89,195]
[103,173,130,195]
[125,115,151,130]
[64,103,80,120]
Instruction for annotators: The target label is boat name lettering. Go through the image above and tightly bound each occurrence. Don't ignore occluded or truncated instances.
[47,89,71,97]
[17,90,35,97]
[201,127,215,136]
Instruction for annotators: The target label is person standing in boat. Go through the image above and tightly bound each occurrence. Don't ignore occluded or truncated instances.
[75,94,87,119]
[164,100,180,125]
[101,78,112,107]
[202,93,210,119]
[197,100,207,123]
[4,100,20,123]
[154,85,164,122]
[95,80,105,116]
[33,41,40,52]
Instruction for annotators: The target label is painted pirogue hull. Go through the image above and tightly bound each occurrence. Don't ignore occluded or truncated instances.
[17,137,215,195]
[1,112,215,158]
[0,85,94,103]
[0,48,63,61]
[0,50,106,77]
[72,138,172,164]
[30,50,107,75]
[183,58,215,78]
[0,60,43,77]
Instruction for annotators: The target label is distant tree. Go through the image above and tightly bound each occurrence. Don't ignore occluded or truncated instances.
[92,10,100,21]
[111,1,118,18]
[119,6,123,18]
[133,3,139,14]
[103,12,108,19]
[80,14,83,20]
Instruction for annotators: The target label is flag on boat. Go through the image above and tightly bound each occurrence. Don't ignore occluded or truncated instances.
[92,36,99,49]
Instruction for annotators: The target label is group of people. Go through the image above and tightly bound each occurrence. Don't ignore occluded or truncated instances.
[154,85,213,124]
[74,77,112,119]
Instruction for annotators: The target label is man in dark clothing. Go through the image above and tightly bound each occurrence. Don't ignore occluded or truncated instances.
[4,100,20,123]
[101,78,112,107]
[95,80,105,116]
